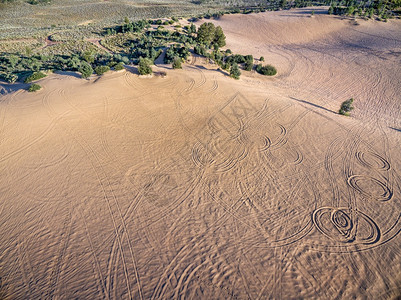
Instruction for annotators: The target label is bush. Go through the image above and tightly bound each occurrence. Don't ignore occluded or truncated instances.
[78,61,93,79]
[172,57,182,69]
[230,63,241,80]
[24,71,46,83]
[28,83,41,92]
[138,57,152,75]
[114,63,124,71]
[260,56,265,62]
[256,64,277,76]
[339,98,354,116]
[94,65,110,75]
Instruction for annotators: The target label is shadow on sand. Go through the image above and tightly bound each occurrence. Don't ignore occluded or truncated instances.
[289,96,337,114]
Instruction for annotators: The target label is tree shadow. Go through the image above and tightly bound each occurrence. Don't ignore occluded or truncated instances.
[0,80,29,95]
[389,127,401,133]
[53,70,82,79]
[289,96,337,114]
[124,65,140,75]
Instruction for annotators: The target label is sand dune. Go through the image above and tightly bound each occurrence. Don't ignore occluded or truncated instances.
[1,8,401,299]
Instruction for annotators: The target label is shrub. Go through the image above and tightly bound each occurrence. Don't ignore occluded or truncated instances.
[172,57,182,69]
[138,57,152,75]
[244,60,253,71]
[94,65,110,75]
[28,83,41,92]
[24,71,46,83]
[230,63,241,79]
[78,61,93,79]
[339,98,354,116]
[256,64,277,76]
[260,56,265,62]
[114,63,124,71]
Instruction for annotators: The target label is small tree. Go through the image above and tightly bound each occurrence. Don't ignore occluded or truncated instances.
[328,6,334,15]
[339,98,354,116]
[114,62,125,71]
[213,26,226,48]
[230,63,241,80]
[260,56,265,62]
[79,61,93,79]
[28,83,41,92]
[94,65,110,75]
[172,57,182,69]
[138,57,152,75]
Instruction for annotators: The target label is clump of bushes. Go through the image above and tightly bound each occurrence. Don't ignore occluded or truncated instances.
[172,57,182,69]
[78,61,93,79]
[114,63,124,71]
[339,98,354,116]
[230,63,241,80]
[256,64,277,76]
[28,83,41,92]
[24,71,46,83]
[94,65,110,75]
[138,57,152,75]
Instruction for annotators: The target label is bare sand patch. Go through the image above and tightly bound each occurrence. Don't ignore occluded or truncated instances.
[0,8,400,299]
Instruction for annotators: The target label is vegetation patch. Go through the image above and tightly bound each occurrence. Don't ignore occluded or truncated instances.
[339,98,355,116]
[24,71,46,83]
[256,64,277,76]
[28,83,41,92]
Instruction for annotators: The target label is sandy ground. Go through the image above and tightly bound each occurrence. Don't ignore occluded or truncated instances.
[1,8,401,299]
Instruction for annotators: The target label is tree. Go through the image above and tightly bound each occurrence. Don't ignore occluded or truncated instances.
[260,56,265,62]
[230,63,241,79]
[94,65,110,75]
[172,57,182,69]
[138,57,152,75]
[339,98,354,116]
[328,5,334,14]
[197,22,215,45]
[79,61,93,79]
[256,64,277,76]
[28,83,41,92]
[213,26,226,48]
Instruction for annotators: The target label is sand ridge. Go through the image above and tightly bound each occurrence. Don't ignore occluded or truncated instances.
[0,8,401,299]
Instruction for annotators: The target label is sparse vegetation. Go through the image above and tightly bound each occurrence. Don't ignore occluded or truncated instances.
[339,98,355,116]
[28,83,41,92]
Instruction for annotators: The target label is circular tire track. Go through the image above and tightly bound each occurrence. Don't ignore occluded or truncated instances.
[347,175,393,202]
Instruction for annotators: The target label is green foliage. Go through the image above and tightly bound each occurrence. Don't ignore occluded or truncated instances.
[165,45,189,64]
[256,64,277,76]
[114,63,124,71]
[138,57,152,75]
[197,22,226,48]
[24,71,46,83]
[28,83,41,92]
[339,98,354,116]
[78,61,93,79]
[328,5,334,14]
[81,50,95,63]
[172,57,182,69]
[94,65,110,75]
[230,62,241,80]
[259,56,265,62]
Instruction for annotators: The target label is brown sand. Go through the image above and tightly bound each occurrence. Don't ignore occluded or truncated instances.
[0,8,401,299]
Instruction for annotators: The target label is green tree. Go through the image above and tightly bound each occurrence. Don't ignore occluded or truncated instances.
[230,63,241,79]
[28,83,41,92]
[339,98,354,116]
[328,5,334,14]
[213,26,226,48]
[78,61,93,79]
[138,57,152,75]
[260,56,265,62]
[172,57,182,69]
[197,22,215,45]
[94,65,110,75]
